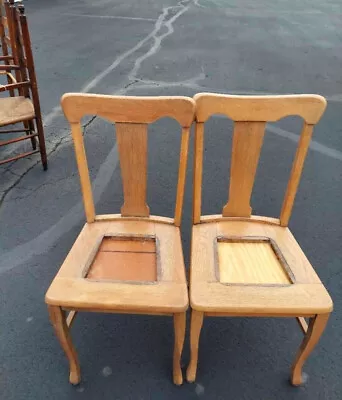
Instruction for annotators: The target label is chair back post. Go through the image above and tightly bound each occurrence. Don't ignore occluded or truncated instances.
[192,122,204,224]
[174,126,191,227]
[193,93,327,225]
[0,0,14,94]
[4,0,22,94]
[61,94,195,226]
[70,121,96,223]
[279,122,314,226]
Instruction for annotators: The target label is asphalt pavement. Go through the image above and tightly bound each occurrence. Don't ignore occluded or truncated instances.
[1,0,342,399]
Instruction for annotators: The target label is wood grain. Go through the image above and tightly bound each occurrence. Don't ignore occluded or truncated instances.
[116,123,150,217]
[280,123,314,226]
[189,91,331,384]
[186,310,204,382]
[194,93,327,124]
[174,127,191,227]
[173,312,186,385]
[61,93,195,126]
[217,240,292,285]
[47,306,81,384]
[193,122,204,224]
[70,122,95,222]
[291,313,330,385]
[222,121,266,217]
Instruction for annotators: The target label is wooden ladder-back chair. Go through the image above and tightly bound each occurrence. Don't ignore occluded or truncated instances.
[187,93,333,386]
[45,93,195,385]
[0,0,47,169]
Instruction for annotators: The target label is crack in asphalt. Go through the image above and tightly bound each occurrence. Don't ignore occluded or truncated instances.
[0,0,193,273]
[0,117,93,205]
[0,0,192,207]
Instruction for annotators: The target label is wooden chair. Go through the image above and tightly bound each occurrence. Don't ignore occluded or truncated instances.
[187,93,333,386]
[0,1,47,169]
[45,93,195,385]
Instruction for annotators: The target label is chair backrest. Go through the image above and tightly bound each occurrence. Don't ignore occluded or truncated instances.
[61,93,195,226]
[193,93,327,226]
[0,0,15,57]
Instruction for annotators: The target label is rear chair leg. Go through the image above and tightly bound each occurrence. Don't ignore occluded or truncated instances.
[35,116,48,170]
[24,119,37,150]
[173,312,186,385]
[291,313,330,386]
[186,310,204,383]
[47,305,81,385]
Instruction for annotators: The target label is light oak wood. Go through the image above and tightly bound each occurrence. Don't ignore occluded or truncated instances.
[186,310,204,383]
[116,123,150,217]
[86,236,157,282]
[193,122,204,224]
[280,123,313,226]
[193,93,327,225]
[194,93,327,124]
[291,313,330,385]
[173,312,186,385]
[95,214,174,225]
[188,93,332,385]
[70,122,95,223]
[222,122,266,217]
[66,310,77,328]
[61,93,195,127]
[199,215,281,225]
[297,316,308,334]
[47,306,80,385]
[217,239,292,285]
[47,94,194,385]
[174,128,190,227]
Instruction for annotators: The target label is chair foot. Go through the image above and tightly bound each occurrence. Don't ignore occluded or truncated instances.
[70,370,81,385]
[47,305,81,385]
[173,312,186,385]
[290,313,330,386]
[186,310,204,383]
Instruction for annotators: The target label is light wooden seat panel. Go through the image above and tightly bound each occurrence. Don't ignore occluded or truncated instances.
[187,93,333,386]
[190,220,332,315]
[46,219,188,313]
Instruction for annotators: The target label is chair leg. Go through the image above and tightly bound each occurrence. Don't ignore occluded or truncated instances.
[47,305,81,385]
[35,116,48,170]
[173,312,186,385]
[24,119,36,150]
[186,310,204,383]
[291,313,330,386]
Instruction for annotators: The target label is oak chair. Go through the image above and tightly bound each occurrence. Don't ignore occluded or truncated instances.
[45,93,195,385]
[0,0,47,168]
[187,93,333,386]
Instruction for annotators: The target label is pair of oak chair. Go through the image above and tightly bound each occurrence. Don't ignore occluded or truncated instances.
[45,92,333,387]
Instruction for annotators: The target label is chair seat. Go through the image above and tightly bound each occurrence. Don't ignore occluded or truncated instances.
[45,218,188,314]
[0,96,35,126]
[190,219,333,316]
